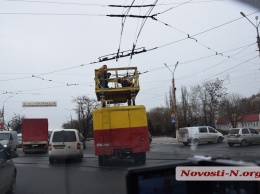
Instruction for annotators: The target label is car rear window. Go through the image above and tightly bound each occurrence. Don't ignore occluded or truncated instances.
[179,128,188,134]
[52,131,76,142]
[228,129,239,134]
[0,133,9,140]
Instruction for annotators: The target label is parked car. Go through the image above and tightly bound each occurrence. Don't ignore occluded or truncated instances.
[48,129,83,164]
[0,131,18,151]
[0,144,18,194]
[178,126,224,146]
[227,128,260,147]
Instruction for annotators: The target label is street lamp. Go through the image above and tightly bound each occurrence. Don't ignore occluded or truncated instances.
[240,12,260,56]
[65,108,72,125]
[164,62,179,139]
[2,96,13,128]
[19,108,27,120]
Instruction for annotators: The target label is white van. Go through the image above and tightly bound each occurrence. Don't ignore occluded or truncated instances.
[48,129,83,164]
[0,131,18,151]
[178,126,224,146]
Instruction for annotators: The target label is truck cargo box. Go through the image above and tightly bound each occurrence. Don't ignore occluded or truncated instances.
[22,118,48,153]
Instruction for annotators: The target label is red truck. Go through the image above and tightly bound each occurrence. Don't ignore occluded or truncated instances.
[22,118,48,153]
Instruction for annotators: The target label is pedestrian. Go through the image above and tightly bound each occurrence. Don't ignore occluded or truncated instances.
[118,77,133,87]
[97,65,107,88]
[105,72,111,88]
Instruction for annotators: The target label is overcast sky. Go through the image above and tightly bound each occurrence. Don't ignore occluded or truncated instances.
[1,0,259,128]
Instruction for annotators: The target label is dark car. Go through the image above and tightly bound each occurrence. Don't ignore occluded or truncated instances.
[0,144,18,194]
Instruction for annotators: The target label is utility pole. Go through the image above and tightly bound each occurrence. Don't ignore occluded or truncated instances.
[164,63,178,138]
[78,100,82,133]
[2,96,12,129]
[240,12,260,56]
[65,108,72,126]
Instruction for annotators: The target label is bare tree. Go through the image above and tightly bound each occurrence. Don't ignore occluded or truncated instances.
[147,107,172,136]
[180,86,189,127]
[6,114,23,133]
[240,92,260,114]
[188,85,202,126]
[205,79,227,126]
[218,93,243,127]
[72,96,100,138]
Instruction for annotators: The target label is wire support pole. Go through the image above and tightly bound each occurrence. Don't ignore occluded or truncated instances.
[240,12,260,57]
[164,63,178,138]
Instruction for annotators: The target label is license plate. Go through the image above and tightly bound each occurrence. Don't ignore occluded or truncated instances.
[32,145,38,147]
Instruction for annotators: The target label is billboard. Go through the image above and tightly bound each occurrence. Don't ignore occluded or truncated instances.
[22,101,57,107]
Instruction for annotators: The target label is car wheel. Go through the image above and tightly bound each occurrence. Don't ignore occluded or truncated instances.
[183,142,189,146]
[228,143,234,147]
[192,139,199,146]
[7,173,16,194]
[98,156,105,166]
[217,136,223,143]
[77,157,82,163]
[240,140,247,147]
[49,157,54,164]
[134,152,146,165]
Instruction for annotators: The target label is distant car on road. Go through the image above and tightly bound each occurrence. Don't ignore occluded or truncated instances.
[227,128,260,147]
[17,133,22,148]
[48,129,83,164]
[0,144,18,194]
[0,131,18,151]
[178,126,224,146]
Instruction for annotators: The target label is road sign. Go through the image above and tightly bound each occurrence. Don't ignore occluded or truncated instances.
[171,117,175,123]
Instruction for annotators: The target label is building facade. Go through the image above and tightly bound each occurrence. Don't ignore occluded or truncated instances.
[216,114,260,130]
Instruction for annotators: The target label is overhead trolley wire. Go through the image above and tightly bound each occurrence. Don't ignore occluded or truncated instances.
[5,0,108,6]
[5,0,227,7]
[154,0,194,16]
[129,0,158,61]
[1,10,259,82]
[185,55,259,88]
[116,0,136,61]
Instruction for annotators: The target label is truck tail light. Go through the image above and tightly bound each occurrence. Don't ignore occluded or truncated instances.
[77,143,81,149]
[48,144,52,150]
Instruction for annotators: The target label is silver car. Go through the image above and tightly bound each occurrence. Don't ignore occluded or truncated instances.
[227,128,260,147]
[0,144,18,194]
[178,126,224,146]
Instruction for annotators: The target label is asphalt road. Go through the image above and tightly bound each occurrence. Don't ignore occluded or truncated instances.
[12,140,260,194]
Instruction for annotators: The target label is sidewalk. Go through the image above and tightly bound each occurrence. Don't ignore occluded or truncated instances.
[152,137,178,144]
[87,136,227,144]
[151,136,227,144]
[86,137,178,144]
